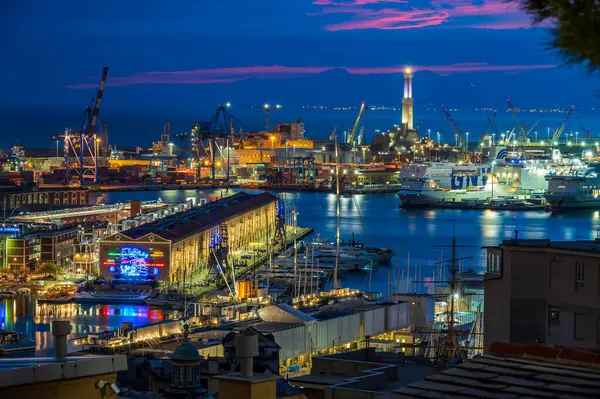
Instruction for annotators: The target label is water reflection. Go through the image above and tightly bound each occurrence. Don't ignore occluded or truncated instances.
[88,190,600,310]
[1,295,177,355]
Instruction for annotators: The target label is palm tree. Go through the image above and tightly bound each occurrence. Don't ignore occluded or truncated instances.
[518,0,600,71]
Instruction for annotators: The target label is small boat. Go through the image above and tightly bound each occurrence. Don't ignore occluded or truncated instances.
[0,331,36,355]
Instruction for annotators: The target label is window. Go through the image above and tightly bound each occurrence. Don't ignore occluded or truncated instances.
[574,313,585,341]
[576,263,586,285]
[548,307,560,325]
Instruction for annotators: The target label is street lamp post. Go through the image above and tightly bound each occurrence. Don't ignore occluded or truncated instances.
[437,132,441,145]
[455,133,458,148]
[168,142,174,156]
[428,129,431,139]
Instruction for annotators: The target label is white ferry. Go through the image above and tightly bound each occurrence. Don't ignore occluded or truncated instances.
[397,147,578,208]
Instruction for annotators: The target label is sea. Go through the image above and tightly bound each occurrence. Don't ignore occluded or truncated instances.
[3,189,600,355]
[2,106,600,148]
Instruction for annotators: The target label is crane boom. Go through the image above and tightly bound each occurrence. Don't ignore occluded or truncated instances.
[347,102,366,145]
[526,115,543,136]
[329,125,337,141]
[507,99,526,140]
[483,111,497,135]
[89,66,109,135]
[577,116,590,138]
[441,105,462,148]
[552,105,575,142]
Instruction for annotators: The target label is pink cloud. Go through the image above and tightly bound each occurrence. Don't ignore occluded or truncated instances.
[310,0,532,30]
[66,63,557,88]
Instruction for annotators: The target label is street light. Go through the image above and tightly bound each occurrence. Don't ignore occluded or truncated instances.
[270,135,275,150]
[465,132,470,150]
[455,133,458,147]
[427,129,431,139]
[437,132,440,145]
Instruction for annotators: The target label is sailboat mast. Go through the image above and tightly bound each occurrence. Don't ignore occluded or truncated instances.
[334,135,341,289]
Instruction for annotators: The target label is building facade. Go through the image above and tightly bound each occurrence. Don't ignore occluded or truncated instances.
[484,239,600,351]
[0,188,89,209]
[98,192,279,283]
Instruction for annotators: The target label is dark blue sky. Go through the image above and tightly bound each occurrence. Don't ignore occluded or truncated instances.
[0,0,597,146]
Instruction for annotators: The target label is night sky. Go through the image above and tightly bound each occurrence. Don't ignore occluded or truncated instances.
[1,1,597,145]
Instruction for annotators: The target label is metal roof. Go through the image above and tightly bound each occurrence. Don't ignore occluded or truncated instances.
[258,303,317,325]
[120,192,278,242]
[392,347,600,398]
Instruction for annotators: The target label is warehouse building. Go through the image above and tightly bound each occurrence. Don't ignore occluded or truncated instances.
[98,192,278,283]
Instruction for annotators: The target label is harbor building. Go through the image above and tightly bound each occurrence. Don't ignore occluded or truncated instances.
[484,238,600,351]
[98,192,278,283]
[0,187,89,209]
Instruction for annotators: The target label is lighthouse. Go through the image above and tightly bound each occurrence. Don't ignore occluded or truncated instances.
[401,67,414,130]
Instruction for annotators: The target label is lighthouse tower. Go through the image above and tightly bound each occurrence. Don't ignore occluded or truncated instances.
[401,67,414,130]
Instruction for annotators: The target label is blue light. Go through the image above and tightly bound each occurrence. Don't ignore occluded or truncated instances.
[153,268,159,276]
[108,266,116,272]
[119,247,150,277]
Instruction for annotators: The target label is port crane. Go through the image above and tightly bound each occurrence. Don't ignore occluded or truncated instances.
[552,105,575,142]
[347,101,368,146]
[525,115,543,139]
[577,116,591,138]
[63,66,109,187]
[329,125,337,141]
[441,105,462,149]
[483,111,497,136]
[506,99,527,141]
[188,105,251,183]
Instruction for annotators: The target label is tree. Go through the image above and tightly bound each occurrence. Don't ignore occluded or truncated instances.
[35,262,62,277]
[517,0,600,70]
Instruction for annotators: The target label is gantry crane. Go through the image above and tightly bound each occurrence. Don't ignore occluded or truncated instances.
[441,105,462,149]
[329,125,337,141]
[347,101,368,146]
[63,66,109,187]
[188,104,251,183]
[552,105,575,142]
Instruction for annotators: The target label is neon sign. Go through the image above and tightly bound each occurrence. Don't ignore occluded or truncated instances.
[120,247,150,277]
[103,245,166,278]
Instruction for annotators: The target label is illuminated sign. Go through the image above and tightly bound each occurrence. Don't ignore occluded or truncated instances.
[0,225,20,234]
[103,245,166,278]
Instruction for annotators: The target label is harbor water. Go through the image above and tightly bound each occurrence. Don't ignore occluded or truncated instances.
[4,188,600,354]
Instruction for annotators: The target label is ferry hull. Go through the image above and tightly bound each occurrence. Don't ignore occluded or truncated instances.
[545,195,600,210]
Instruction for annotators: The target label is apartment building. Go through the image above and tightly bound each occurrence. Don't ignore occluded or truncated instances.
[484,238,600,351]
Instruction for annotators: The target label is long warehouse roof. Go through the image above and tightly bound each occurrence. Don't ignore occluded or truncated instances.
[119,192,278,242]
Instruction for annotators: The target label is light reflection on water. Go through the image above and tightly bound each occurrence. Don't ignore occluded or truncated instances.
[1,295,178,355]
[5,188,595,353]
[94,189,600,293]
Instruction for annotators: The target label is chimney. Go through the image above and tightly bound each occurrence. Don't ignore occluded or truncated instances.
[51,320,72,359]
[235,329,259,378]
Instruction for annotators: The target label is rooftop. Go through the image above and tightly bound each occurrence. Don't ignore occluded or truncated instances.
[497,238,600,254]
[117,192,278,241]
[0,355,127,388]
[392,342,600,398]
